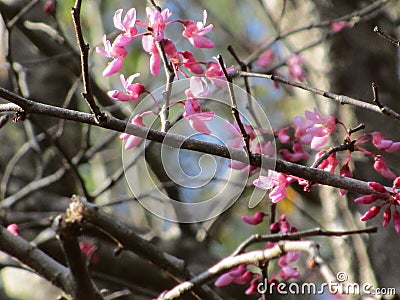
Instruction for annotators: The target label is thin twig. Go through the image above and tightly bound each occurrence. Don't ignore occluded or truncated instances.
[217,54,251,156]
[71,0,106,124]
[230,227,377,256]
[227,45,262,129]
[156,40,175,132]
[6,0,40,29]
[237,71,400,122]
[245,0,392,65]
[374,26,400,47]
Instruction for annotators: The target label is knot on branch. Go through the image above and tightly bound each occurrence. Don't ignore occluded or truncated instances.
[66,195,87,224]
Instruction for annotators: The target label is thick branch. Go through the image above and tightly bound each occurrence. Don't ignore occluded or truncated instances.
[0,225,72,293]
[78,198,222,300]
[0,87,387,197]
[55,215,103,300]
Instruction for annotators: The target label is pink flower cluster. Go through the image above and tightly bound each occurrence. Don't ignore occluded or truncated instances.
[96,7,214,79]
[355,178,400,232]
[215,214,300,296]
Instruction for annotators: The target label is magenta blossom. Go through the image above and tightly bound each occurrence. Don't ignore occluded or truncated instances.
[145,7,173,41]
[113,8,138,46]
[6,224,19,236]
[331,21,347,33]
[176,51,204,75]
[181,10,214,48]
[241,211,267,225]
[355,178,400,232]
[205,61,235,87]
[279,140,310,162]
[371,131,400,153]
[374,155,396,179]
[142,36,177,76]
[304,108,337,149]
[253,172,291,203]
[257,49,275,68]
[183,98,214,134]
[96,35,128,77]
[107,73,147,102]
[287,54,305,81]
[120,111,154,150]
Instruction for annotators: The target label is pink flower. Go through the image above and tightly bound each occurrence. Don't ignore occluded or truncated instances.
[142,36,177,76]
[205,61,234,87]
[279,140,310,162]
[254,172,289,203]
[6,224,19,235]
[177,51,204,74]
[316,152,338,173]
[287,54,305,81]
[277,128,290,143]
[360,205,381,221]
[279,265,300,280]
[245,279,259,295]
[293,115,314,144]
[278,250,301,266]
[374,155,396,179]
[241,211,267,225]
[181,10,214,48]
[257,49,275,68]
[304,108,337,149]
[113,8,138,45]
[107,73,147,102]
[96,35,128,77]
[371,131,400,152]
[146,7,173,41]
[120,111,153,150]
[339,160,353,196]
[356,177,400,231]
[215,265,250,287]
[394,210,400,232]
[331,21,347,33]
[354,194,380,204]
[183,99,214,134]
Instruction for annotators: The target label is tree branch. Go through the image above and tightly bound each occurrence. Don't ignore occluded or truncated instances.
[71,0,106,123]
[0,86,389,198]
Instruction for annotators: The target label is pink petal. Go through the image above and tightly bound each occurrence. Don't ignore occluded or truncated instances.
[360,205,381,221]
[383,206,391,227]
[190,35,214,48]
[124,135,142,150]
[241,211,266,225]
[354,194,380,204]
[214,273,234,287]
[103,57,124,77]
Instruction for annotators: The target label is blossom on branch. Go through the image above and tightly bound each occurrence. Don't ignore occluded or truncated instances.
[107,73,148,102]
[180,10,214,48]
[96,36,128,77]
[145,7,173,41]
[355,178,400,232]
